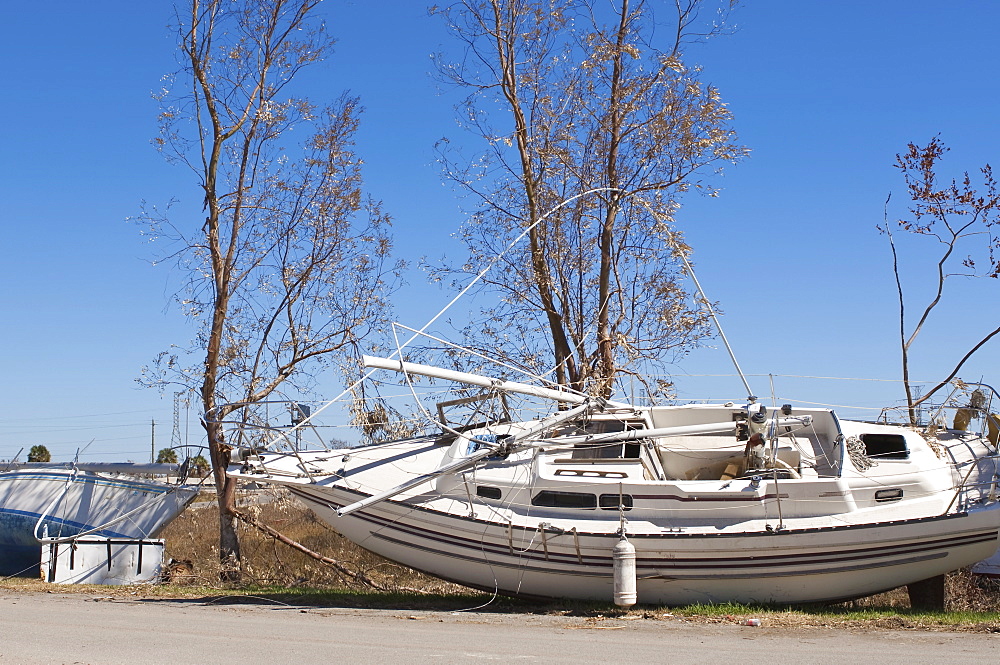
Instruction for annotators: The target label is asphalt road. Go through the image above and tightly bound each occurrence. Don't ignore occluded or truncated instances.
[0,591,996,665]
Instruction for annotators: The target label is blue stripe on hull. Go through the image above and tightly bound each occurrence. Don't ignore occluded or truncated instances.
[0,510,131,577]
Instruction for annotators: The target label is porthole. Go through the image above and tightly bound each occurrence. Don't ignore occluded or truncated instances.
[476,486,502,500]
[874,488,904,502]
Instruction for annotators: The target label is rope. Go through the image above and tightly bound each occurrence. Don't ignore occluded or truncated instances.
[846,436,877,473]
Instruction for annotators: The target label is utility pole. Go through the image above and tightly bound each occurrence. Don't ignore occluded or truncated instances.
[151,419,156,463]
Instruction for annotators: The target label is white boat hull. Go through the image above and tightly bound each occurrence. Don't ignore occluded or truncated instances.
[228,394,1000,605]
[287,482,999,605]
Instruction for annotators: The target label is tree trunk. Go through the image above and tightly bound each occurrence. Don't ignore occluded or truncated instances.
[204,416,241,581]
[217,507,241,581]
[593,0,630,399]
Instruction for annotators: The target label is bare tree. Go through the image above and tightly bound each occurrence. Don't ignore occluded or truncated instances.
[140,0,398,579]
[430,0,746,398]
[882,137,1000,424]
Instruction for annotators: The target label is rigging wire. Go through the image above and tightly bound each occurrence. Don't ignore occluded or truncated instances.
[245,187,633,448]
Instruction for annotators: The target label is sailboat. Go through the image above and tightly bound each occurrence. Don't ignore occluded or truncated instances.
[0,462,199,576]
[225,355,1000,605]
[223,195,1000,604]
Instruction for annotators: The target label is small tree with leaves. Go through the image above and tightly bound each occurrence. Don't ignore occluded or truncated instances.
[189,455,211,477]
[882,137,1000,424]
[27,445,51,463]
[156,448,179,464]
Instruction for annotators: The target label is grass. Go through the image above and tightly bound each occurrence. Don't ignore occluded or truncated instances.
[5,574,998,631]
[4,486,999,631]
[664,601,1000,631]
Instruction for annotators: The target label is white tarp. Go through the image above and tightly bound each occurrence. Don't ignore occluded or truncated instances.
[972,549,1000,578]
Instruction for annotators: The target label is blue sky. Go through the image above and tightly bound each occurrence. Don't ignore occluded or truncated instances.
[2,1,998,461]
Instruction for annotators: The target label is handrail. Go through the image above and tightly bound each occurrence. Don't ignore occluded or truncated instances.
[943,452,1000,515]
[882,381,1000,442]
[4,461,181,475]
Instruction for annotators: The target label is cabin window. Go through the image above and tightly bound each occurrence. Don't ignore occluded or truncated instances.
[571,441,643,459]
[568,420,644,460]
[861,433,909,460]
[476,486,502,500]
[599,494,633,511]
[531,490,597,509]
